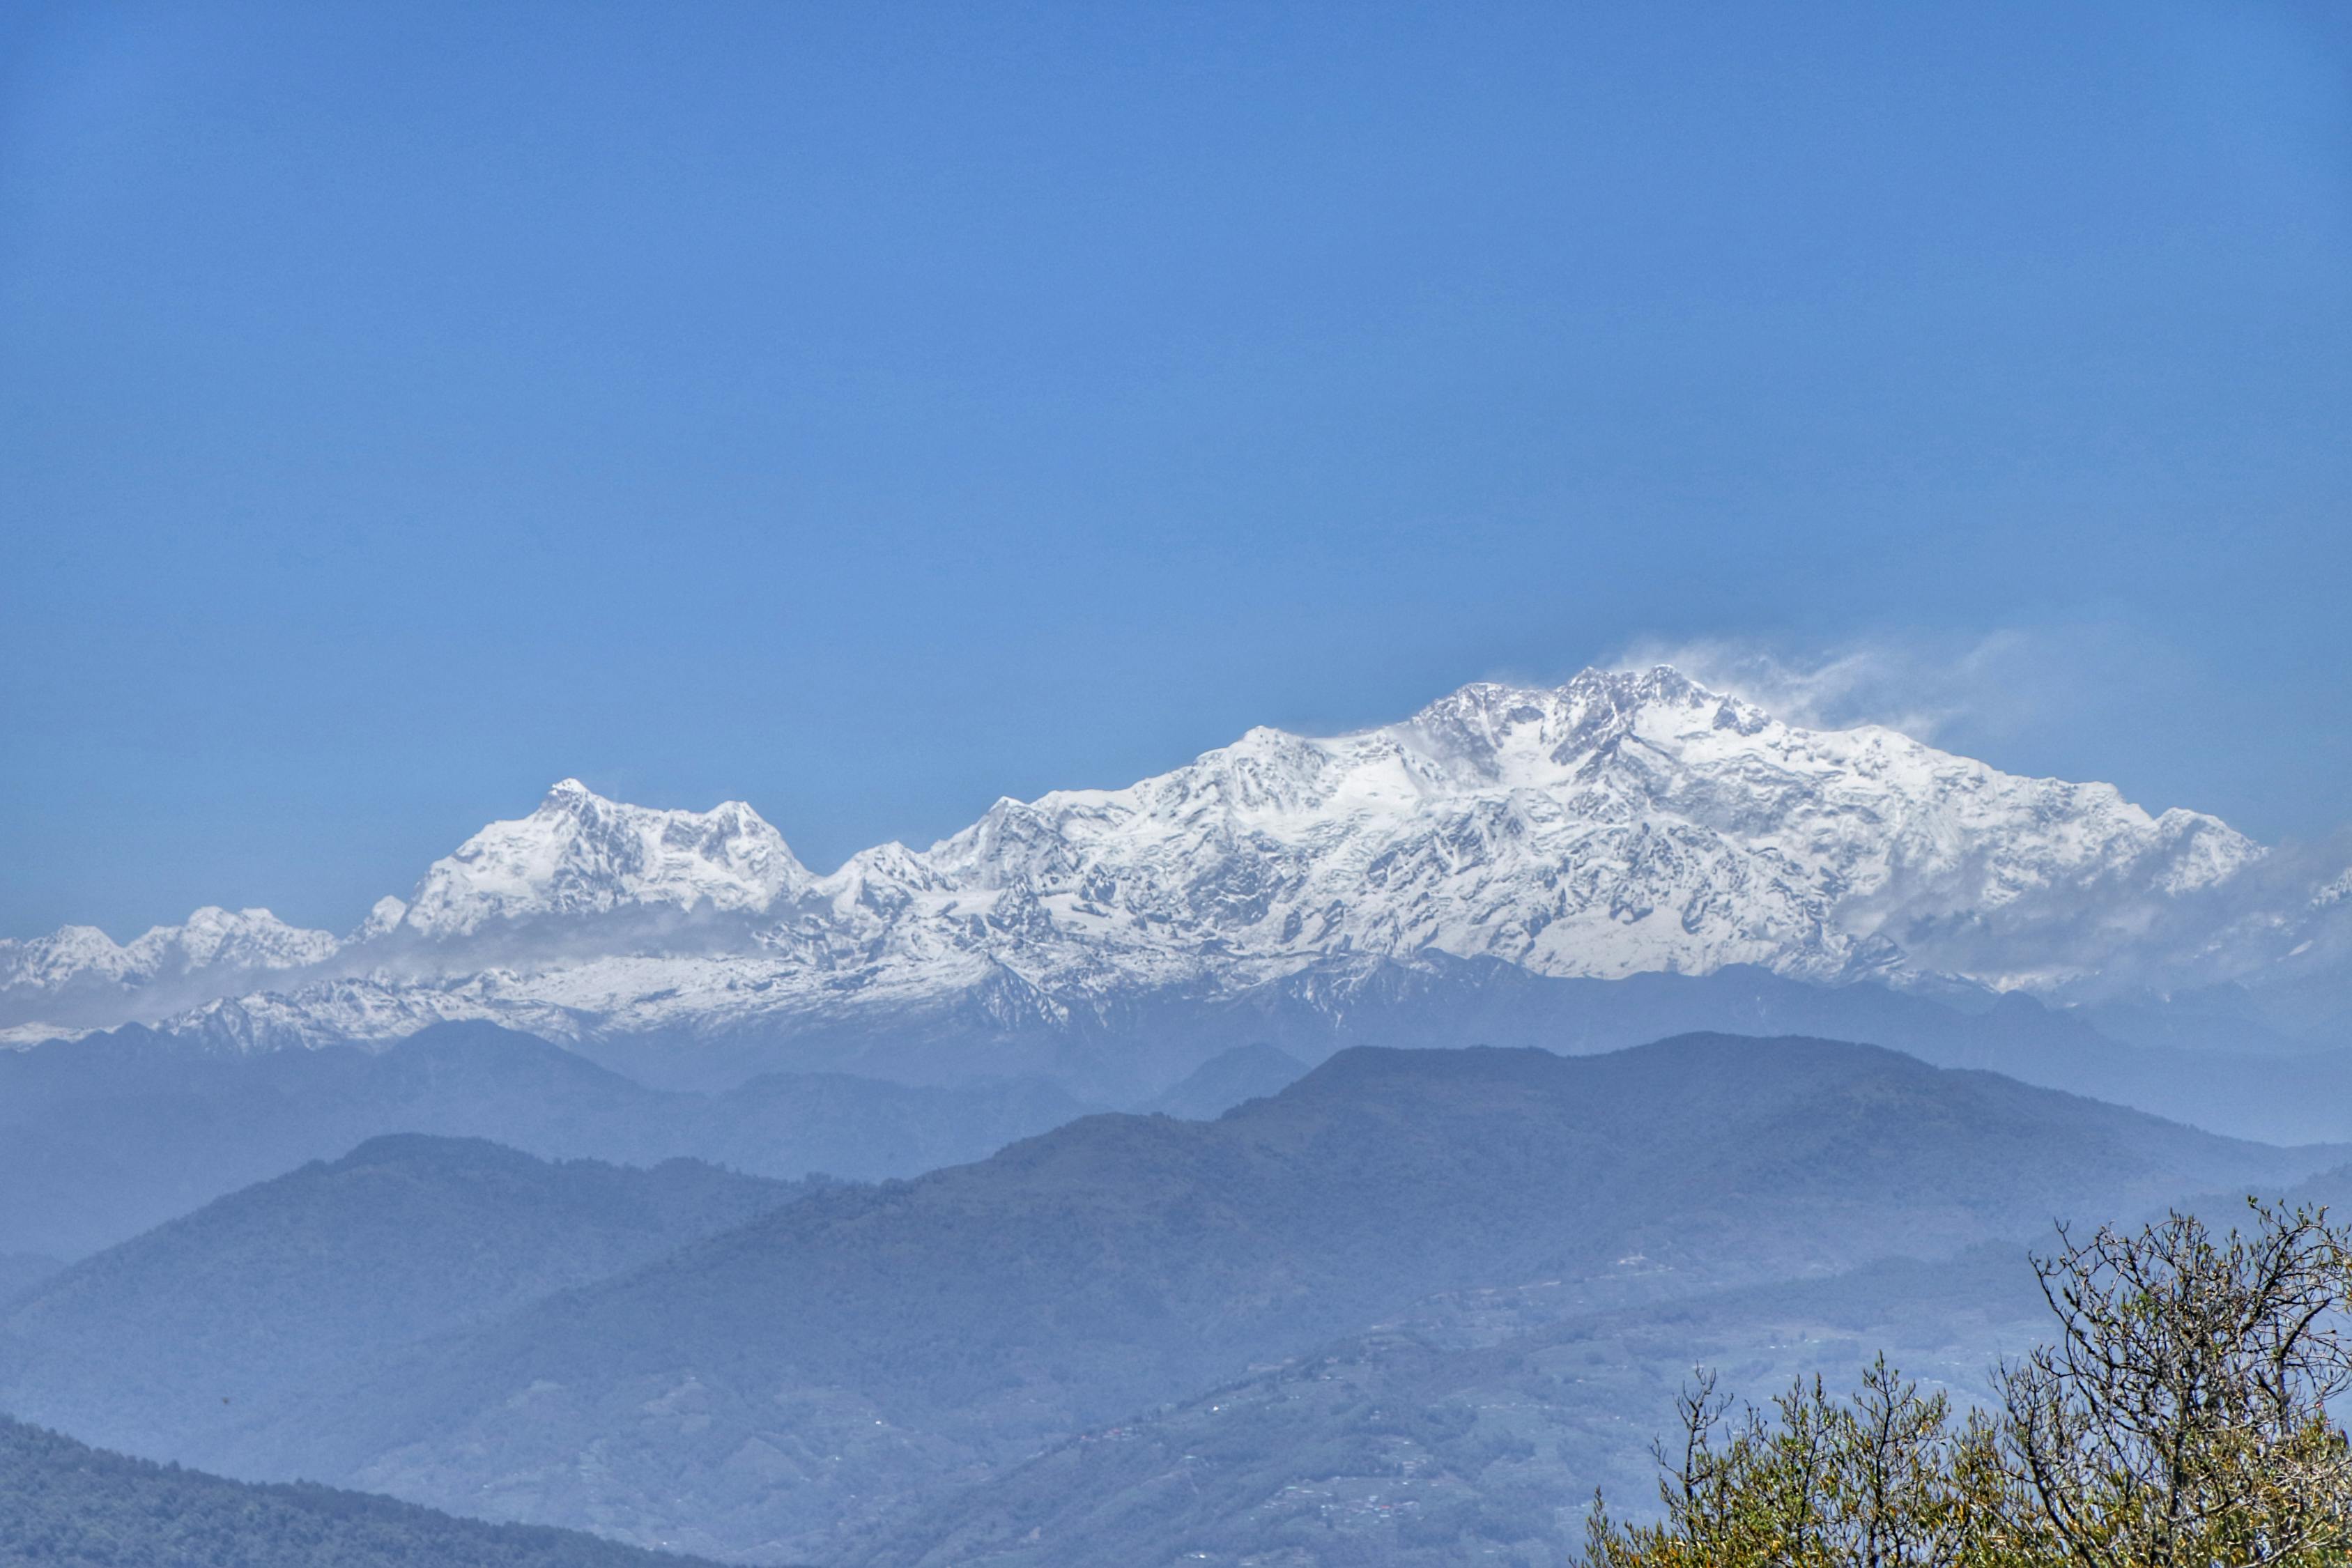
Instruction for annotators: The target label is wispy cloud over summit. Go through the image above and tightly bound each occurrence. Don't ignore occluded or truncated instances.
[1608,625,2165,751]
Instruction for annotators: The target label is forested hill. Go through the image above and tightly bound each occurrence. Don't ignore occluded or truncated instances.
[0,1133,810,1470]
[0,1415,731,1568]
[268,1034,2328,1560]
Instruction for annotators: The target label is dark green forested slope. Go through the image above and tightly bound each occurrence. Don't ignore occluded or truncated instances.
[0,1415,725,1567]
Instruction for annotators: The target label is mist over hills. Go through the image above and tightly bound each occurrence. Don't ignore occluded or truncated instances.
[11,961,2351,1269]
[15,1035,2324,1562]
[0,1021,1100,1260]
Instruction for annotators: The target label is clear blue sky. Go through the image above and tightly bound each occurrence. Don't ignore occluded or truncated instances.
[4,1,2349,940]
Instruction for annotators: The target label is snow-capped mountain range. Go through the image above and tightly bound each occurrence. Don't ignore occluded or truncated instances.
[0,907,341,997]
[4,667,2337,1058]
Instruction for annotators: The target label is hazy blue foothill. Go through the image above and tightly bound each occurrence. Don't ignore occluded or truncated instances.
[0,1135,810,1466]
[21,959,2352,1270]
[1018,958,2352,1143]
[6,1033,2332,1563]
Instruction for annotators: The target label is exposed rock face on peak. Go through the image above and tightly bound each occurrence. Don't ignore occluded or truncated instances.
[0,667,2314,1062]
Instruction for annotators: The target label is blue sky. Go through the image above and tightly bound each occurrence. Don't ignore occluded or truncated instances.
[4,1,2349,940]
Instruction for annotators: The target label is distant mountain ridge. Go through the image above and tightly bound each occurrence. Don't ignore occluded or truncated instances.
[6,666,2341,1071]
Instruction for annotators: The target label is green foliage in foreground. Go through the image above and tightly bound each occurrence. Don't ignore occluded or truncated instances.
[1585,1201,2352,1567]
[0,1415,726,1568]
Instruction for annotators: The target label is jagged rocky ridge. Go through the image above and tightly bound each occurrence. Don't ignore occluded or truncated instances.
[5,666,2339,1062]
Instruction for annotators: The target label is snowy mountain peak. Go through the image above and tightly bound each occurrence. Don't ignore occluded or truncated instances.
[354,896,409,941]
[130,907,339,973]
[771,663,2267,1013]
[390,781,813,939]
[0,907,337,1001]
[0,925,141,992]
[0,663,2307,1054]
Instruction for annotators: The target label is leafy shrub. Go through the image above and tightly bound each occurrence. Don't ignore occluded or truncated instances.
[1583,1201,2352,1567]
